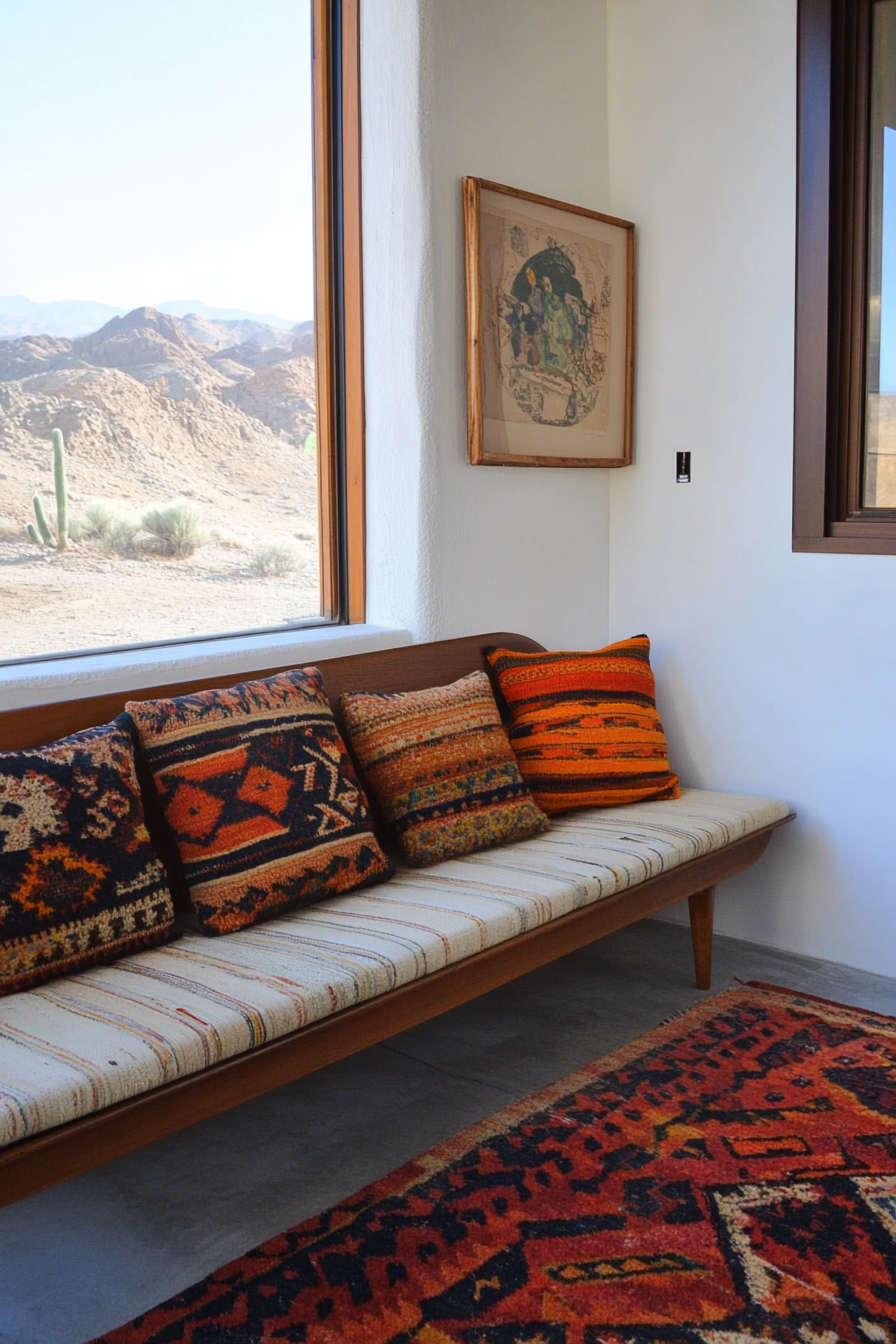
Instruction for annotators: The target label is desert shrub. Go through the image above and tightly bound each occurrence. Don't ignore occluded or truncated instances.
[0,515,23,541]
[303,431,317,456]
[250,542,305,577]
[140,503,207,558]
[71,499,141,554]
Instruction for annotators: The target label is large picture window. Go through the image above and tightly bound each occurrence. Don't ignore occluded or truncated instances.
[794,0,896,553]
[0,0,363,662]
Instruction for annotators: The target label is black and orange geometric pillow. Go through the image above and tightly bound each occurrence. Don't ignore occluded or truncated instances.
[487,636,681,815]
[126,668,393,935]
[0,718,178,996]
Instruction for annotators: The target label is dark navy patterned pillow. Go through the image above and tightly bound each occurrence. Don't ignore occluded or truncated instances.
[0,717,178,996]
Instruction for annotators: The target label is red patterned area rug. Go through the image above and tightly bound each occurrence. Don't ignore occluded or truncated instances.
[94,984,896,1343]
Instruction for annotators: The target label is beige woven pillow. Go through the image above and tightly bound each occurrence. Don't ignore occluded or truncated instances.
[340,671,549,867]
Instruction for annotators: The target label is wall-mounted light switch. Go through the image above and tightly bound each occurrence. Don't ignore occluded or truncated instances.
[676,451,691,483]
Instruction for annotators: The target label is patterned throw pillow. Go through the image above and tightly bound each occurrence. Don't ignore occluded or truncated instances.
[486,636,681,814]
[340,671,549,867]
[0,718,178,996]
[126,669,393,935]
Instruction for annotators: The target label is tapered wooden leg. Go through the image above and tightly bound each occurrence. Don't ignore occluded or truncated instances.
[688,887,716,990]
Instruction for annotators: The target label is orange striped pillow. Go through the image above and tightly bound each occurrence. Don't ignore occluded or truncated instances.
[486,636,680,815]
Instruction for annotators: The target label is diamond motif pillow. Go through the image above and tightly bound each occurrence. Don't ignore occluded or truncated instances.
[486,636,681,814]
[126,668,393,935]
[339,671,550,867]
[0,718,178,996]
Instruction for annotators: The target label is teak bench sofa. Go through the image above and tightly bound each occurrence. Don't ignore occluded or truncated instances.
[0,633,793,1209]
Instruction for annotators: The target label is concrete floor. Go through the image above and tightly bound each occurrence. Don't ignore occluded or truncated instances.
[1,916,895,1344]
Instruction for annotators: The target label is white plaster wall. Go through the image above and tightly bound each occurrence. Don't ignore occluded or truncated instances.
[607,0,896,977]
[362,0,613,650]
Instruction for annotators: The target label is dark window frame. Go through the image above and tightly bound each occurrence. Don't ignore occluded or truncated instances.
[794,0,896,553]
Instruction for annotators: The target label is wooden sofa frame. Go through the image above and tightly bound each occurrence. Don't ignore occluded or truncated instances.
[0,633,793,1208]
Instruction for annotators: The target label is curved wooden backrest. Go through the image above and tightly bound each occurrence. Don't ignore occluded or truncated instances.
[0,632,546,752]
[317,631,545,740]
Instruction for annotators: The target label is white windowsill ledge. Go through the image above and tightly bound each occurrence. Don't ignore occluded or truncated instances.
[0,624,413,713]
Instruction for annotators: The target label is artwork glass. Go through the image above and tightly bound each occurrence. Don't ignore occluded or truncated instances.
[465,180,633,467]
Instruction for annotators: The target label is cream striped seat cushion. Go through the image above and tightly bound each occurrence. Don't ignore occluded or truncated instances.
[0,789,788,1148]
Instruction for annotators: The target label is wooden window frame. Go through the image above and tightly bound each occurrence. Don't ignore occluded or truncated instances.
[794,0,896,553]
[313,0,366,618]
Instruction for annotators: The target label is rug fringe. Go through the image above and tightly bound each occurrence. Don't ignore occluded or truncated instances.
[656,1001,702,1027]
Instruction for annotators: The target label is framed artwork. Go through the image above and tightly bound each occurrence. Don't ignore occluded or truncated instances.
[464,177,634,467]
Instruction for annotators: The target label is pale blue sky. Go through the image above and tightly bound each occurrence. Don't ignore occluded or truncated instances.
[0,0,313,321]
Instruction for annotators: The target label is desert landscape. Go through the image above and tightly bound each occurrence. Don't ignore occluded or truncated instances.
[0,305,321,661]
[865,392,896,506]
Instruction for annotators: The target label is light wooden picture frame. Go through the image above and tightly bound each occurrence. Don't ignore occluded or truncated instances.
[464,177,635,467]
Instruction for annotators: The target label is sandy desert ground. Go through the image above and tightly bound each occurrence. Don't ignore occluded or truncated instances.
[0,541,320,662]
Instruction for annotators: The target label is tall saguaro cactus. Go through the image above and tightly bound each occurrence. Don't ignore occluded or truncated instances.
[53,428,69,549]
[27,429,70,549]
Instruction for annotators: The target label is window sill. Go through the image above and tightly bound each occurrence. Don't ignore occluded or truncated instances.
[793,534,896,555]
[0,625,413,713]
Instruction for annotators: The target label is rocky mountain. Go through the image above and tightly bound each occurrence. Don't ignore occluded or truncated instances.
[0,306,318,550]
[0,296,300,340]
[151,300,297,329]
[0,305,315,437]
